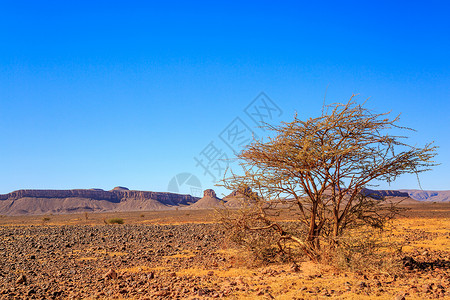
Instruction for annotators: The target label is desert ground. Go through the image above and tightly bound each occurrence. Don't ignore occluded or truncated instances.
[0,203,449,299]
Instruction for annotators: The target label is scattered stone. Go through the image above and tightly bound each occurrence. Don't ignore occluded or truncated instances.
[422,283,433,293]
[290,263,300,272]
[358,281,367,288]
[16,275,26,284]
[0,220,448,299]
[147,272,155,279]
[153,290,170,297]
[103,269,118,280]
[27,288,36,296]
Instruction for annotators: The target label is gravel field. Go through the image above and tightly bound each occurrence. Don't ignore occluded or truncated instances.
[0,205,449,299]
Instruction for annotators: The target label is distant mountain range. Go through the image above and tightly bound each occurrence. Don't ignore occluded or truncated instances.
[0,187,448,216]
[400,189,450,202]
[0,187,199,216]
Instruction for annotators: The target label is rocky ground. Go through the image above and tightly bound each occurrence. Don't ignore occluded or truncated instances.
[0,207,449,299]
[0,224,228,299]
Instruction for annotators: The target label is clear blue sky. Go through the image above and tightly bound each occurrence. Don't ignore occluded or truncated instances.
[0,1,449,196]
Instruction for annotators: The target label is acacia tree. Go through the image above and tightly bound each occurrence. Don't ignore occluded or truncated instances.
[220,96,437,260]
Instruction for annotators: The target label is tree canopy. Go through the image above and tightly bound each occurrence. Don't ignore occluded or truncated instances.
[220,96,437,260]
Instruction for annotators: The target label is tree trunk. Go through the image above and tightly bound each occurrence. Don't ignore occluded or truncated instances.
[333,207,340,238]
[307,205,317,243]
[306,202,320,257]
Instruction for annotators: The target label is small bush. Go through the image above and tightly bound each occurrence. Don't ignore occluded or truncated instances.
[41,217,51,225]
[107,218,124,224]
[220,217,306,265]
[320,227,403,275]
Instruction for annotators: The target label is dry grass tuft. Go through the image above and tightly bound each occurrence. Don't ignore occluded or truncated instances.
[107,217,124,224]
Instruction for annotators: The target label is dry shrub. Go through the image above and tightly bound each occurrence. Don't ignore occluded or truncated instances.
[107,218,124,224]
[41,217,51,224]
[219,205,403,274]
[233,229,282,264]
[219,207,307,265]
[320,226,403,275]
[219,221,279,265]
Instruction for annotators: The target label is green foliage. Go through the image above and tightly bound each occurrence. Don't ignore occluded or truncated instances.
[107,217,124,224]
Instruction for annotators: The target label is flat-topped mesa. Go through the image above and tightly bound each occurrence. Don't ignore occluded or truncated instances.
[0,189,120,202]
[361,188,409,199]
[110,190,197,206]
[0,188,199,206]
[189,189,224,209]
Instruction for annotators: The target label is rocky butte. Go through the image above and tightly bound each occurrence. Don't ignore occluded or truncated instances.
[189,189,225,209]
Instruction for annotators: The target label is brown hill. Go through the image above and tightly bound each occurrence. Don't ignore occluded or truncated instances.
[115,198,170,211]
[0,187,199,216]
[0,197,118,215]
[400,189,450,202]
[189,189,225,209]
[222,187,420,208]
[361,188,409,199]
[223,197,246,208]
[1,186,445,216]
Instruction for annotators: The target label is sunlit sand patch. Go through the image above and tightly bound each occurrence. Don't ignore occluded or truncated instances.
[174,262,412,300]
[72,248,128,257]
[176,267,255,278]
[141,220,216,225]
[102,250,128,257]
[391,217,450,252]
[166,250,196,259]
[76,257,97,261]
[394,217,450,233]
[403,236,450,252]
[119,266,154,273]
